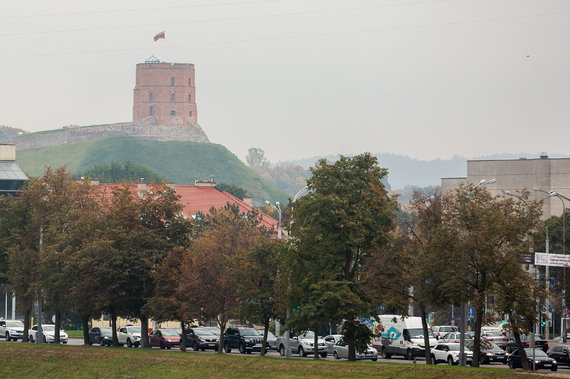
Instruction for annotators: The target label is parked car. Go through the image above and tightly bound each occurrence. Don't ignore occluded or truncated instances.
[203,326,221,339]
[439,332,473,344]
[29,324,68,344]
[88,326,113,346]
[186,327,219,351]
[324,334,343,354]
[376,315,436,360]
[257,329,277,351]
[149,328,180,349]
[466,340,506,364]
[0,319,24,341]
[223,327,264,354]
[431,342,473,365]
[506,334,548,353]
[547,344,570,366]
[507,348,557,371]
[275,331,328,358]
[332,338,378,361]
[481,330,509,349]
[432,326,458,340]
[117,325,142,347]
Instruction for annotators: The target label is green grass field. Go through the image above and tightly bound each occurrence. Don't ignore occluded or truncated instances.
[0,343,545,378]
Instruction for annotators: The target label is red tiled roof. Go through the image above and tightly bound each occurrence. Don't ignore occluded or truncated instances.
[175,185,278,230]
[91,182,278,232]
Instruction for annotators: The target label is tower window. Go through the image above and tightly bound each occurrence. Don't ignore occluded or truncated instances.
[189,110,193,117]
[170,110,176,116]
[149,93,153,101]
[171,77,175,86]
[170,93,175,101]
[188,94,192,102]
[188,78,191,86]
[150,106,154,116]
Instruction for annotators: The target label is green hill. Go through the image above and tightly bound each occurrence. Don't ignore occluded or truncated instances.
[16,136,289,204]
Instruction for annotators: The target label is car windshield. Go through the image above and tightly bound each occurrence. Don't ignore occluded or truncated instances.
[408,328,435,338]
[524,348,547,357]
[161,329,179,336]
[440,327,456,332]
[485,331,503,337]
[301,331,315,339]
[6,321,23,327]
[100,327,112,334]
[42,325,55,331]
[194,328,213,336]
[447,344,460,351]
[127,326,141,334]
[266,331,276,338]
[240,328,260,337]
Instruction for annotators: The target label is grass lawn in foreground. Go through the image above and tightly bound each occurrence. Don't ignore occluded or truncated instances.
[0,343,546,379]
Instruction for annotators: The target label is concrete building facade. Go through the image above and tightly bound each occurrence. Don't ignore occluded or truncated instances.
[442,154,570,219]
[133,56,198,126]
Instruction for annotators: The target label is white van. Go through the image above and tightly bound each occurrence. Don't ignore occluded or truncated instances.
[373,315,437,360]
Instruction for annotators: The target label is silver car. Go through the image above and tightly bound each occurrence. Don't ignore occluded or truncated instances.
[324,334,343,354]
[332,338,378,361]
[481,330,508,349]
[29,324,68,344]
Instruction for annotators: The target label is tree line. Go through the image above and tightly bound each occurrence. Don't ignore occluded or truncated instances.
[0,154,550,366]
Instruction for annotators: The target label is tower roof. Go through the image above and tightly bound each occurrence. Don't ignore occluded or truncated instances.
[144,55,160,64]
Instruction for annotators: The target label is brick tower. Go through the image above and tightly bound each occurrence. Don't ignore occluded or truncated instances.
[133,56,198,125]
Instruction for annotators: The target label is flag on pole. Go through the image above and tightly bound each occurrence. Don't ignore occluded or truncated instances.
[154,31,165,41]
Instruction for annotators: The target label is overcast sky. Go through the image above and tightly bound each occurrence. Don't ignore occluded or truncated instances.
[1,0,569,163]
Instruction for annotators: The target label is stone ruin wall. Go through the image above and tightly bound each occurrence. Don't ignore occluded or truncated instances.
[5,117,210,151]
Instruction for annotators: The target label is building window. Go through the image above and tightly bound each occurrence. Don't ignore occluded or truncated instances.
[188,78,191,86]
[171,77,175,86]
[170,93,175,101]
[170,110,176,116]
[149,93,153,101]
[188,94,192,102]
[150,106,154,116]
[189,110,193,117]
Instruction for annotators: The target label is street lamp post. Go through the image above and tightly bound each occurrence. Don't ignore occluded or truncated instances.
[534,188,568,342]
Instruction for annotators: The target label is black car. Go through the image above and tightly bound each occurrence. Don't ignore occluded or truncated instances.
[548,344,570,367]
[506,334,548,353]
[507,348,557,371]
[186,327,219,351]
[88,326,113,346]
[466,340,506,364]
[223,327,264,354]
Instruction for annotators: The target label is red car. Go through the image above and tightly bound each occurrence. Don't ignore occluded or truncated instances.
[149,328,180,349]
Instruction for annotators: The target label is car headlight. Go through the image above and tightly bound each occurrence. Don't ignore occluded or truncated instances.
[486,353,494,356]
[535,360,540,364]
[552,360,557,364]
[413,343,419,347]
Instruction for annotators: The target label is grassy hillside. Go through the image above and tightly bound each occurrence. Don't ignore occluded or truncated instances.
[16,136,289,204]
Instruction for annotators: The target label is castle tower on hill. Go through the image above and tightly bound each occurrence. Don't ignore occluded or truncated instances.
[133,56,198,126]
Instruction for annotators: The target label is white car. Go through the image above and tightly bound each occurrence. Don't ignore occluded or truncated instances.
[324,334,343,354]
[431,342,473,365]
[332,338,378,361]
[0,319,25,341]
[29,324,68,344]
[118,325,142,347]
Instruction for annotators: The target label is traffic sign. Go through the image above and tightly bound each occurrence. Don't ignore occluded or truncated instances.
[550,278,556,286]
[535,252,570,267]
[468,306,474,318]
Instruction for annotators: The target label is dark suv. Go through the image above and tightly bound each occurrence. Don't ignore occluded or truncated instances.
[223,327,264,354]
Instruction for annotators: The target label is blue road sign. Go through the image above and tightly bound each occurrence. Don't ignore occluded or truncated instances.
[550,278,556,286]
[468,306,474,318]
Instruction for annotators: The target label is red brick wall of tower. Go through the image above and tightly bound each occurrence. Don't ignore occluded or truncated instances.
[133,62,197,125]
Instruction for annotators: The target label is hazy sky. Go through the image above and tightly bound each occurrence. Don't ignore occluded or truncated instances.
[1,0,569,163]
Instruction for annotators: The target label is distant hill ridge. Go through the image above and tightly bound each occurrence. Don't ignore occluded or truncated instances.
[278,152,570,189]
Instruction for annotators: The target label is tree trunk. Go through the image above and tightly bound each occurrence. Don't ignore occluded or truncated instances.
[313,328,319,360]
[347,320,356,361]
[140,316,150,348]
[82,315,90,345]
[261,318,269,356]
[22,306,30,343]
[471,297,484,367]
[111,311,118,347]
[180,321,186,352]
[420,303,432,364]
[54,309,61,344]
[217,315,227,354]
[510,319,530,370]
